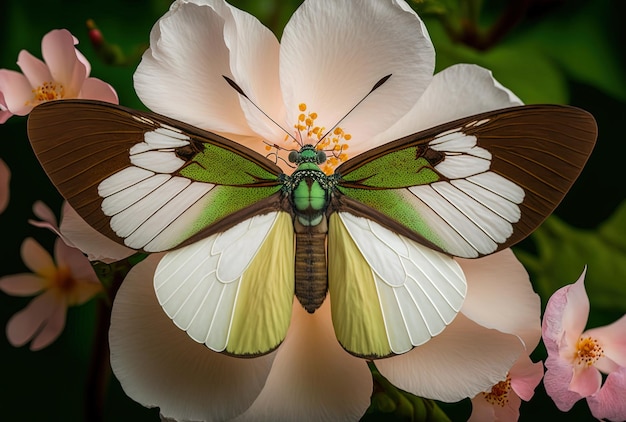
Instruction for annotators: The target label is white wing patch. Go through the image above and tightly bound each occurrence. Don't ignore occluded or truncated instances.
[339,212,467,355]
[97,126,216,252]
[410,122,525,257]
[154,212,278,352]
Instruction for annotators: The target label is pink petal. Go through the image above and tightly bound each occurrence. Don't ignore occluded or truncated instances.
[79,77,118,103]
[234,299,371,422]
[20,237,54,276]
[59,202,134,263]
[41,29,86,92]
[29,296,67,351]
[31,200,58,227]
[468,394,497,422]
[509,355,544,401]
[0,108,11,123]
[53,238,93,279]
[51,239,102,306]
[0,91,12,123]
[492,392,521,422]
[569,365,602,397]
[458,249,542,350]
[6,290,66,350]
[0,158,9,212]
[584,314,626,368]
[561,269,590,346]
[109,255,275,421]
[16,50,51,87]
[542,269,589,358]
[0,68,37,115]
[543,353,583,411]
[0,274,45,296]
[587,367,626,421]
[375,313,525,402]
[73,45,91,76]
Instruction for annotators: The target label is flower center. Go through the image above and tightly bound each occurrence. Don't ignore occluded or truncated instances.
[269,103,352,174]
[574,336,604,367]
[28,81,65,105]
[482,375,511,407]
[53,266,77,293]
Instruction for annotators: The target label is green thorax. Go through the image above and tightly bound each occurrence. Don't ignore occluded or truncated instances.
[284,145,332,227]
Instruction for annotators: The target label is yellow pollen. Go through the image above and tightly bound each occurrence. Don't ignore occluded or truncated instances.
[482,375,511,407]
[575,336,604,367]
[282,102,353,173]
[28,81,65,105]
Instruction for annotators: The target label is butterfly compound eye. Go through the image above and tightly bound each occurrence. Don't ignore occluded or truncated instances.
[288,151,300,163]
[316,150,327,164]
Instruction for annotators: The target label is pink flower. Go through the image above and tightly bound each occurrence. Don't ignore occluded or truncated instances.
[468,354,544,422]
[0,28,118,122]
[0,158,9,213]
[543,268,626,421]
[29,200,134,263]
[0,237,102,350]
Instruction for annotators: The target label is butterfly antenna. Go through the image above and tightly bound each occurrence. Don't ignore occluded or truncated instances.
[223,76,300,145]
[316,74,392,148]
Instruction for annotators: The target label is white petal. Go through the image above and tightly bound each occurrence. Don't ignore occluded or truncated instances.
[216,0,285,144]
[109,255,275,421]
[373,64,523,143]
[279,0,435,150]
[458,249,542,350]
[234,299,371,422]
[59,202,135,263]
[134,1,254,135]
[375,313,525,402]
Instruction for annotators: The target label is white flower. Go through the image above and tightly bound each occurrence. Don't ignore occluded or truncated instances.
[109,0,538,420]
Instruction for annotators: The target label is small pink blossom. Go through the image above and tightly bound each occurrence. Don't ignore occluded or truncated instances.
[468,354,544,422]
[0,28,118,122]
[29,200,134,263]
[0,158,9,213]
[543,268,626,421]
[0,237,102,350]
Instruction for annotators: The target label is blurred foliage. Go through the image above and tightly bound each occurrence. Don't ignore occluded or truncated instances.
[0,0,625,421]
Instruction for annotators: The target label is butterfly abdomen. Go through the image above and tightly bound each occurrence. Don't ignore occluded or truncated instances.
[286,149,333,313]
[294,219,328,313]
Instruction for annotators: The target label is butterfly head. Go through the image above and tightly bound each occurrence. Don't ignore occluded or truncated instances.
[288,145,327,166]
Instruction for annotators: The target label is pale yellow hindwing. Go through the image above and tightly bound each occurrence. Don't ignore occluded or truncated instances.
[226,211,295,355]
[327,213,392,358]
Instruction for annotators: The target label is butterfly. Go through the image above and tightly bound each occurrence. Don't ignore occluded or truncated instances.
[27,97,597,359]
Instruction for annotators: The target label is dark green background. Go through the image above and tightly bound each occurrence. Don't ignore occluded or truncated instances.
[1,0,625,420]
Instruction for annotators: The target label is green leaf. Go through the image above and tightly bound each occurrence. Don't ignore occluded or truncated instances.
[424,18,568,104]
[362,362,451,422]
[516,200,626,313]
[510,0,626,102]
